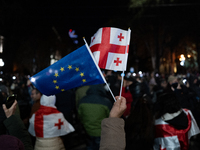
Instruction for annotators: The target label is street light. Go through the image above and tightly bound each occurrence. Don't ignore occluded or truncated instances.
[179,54,185,61]
[179,54,185,66]
[0,36,3,53]
[0,58,4,67]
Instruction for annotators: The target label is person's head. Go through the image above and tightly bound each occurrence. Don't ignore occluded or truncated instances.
[123,76,133,87]
[0,84,9,101]
[167,75,178,85]
[155,92,181,119]
[160,79,167,89]
[150,71,155,78]
[31,88,42,102]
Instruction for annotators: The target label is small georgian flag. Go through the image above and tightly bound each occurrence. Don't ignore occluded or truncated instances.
[90,27,131,71]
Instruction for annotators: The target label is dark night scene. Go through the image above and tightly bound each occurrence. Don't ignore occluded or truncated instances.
[0,0,200,150]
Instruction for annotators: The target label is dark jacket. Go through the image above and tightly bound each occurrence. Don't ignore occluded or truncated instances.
[78,84,112,137]
[4,115,33,150]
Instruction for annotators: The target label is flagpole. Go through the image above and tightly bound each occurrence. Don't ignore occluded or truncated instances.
[119,28,131,98]
[83,37,116,102]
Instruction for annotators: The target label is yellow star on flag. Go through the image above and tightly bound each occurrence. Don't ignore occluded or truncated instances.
[55,85,59,89]
[61,89,65,92]
[54,73,59,77]
[60,67,65,72]
[82,79,86,83]
[80,72,84,77]
[53,80,57,84]
[75,67,79,72]
[68,65,72,70]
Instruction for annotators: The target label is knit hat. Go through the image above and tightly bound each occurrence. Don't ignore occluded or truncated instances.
[167,75,177,83]
[40,95,56,107]
[0,135,25,150]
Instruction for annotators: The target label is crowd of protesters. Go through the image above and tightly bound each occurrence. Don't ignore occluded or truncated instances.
[0,70,200,149]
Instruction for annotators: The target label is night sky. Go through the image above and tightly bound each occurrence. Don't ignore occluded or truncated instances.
[1,0,200,74]
[1,0,130,43]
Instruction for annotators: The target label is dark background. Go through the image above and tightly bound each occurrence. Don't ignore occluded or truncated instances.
[0,0,200,75]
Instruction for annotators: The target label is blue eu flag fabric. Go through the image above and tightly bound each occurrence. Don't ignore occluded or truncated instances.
[30,45,105,96]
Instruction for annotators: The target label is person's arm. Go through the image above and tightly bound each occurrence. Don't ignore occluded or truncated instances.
[3,100,33,150]
[100,96,127,150]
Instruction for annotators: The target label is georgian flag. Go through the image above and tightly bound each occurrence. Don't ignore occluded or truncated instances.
[154,109,200,150]
[28,95,75,138]
[90,27,131,71]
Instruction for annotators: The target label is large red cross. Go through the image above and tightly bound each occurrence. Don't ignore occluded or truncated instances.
[118,33,124,41]
[34,105,61,137]
[114,57,122,66]
[55,118,64,129]
[90,27,129,69]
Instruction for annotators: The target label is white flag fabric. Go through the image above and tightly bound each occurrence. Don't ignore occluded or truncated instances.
[154,109,200,150]
[28,95,75,138]
[90,27,131,71]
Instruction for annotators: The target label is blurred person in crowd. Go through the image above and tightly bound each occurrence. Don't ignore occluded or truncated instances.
[182,75,200,129]
[105,71,121,100]
[78,84,112,150]
[154,92,200,150]
[75,85,90,108]
[149,71,157,93]
[160,78,168,89]
[125,94,155,150]
[151,78,168,104]
[118,74,133,118]
[129,76,150,107]
[0,84,21,135]
[30,88,42,117]
[55,89,76,124]
[1,99,33,150]
[55,89,77,149]
[18,79,31,104]
[22,88,42,130]
[165,75,179,92]
[10,75,32,128]
[165,75,192,110]
[27,79,34,102]
[0,84,9,100]
[29,95,74,150]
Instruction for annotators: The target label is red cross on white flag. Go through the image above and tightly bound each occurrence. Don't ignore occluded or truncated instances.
[28,95,75,138]
[55,118,64,129]
[89,27,131,71]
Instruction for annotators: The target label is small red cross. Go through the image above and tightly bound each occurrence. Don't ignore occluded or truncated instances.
[92,37,95,42]
[114,57,122,66]
[118,33,124,41]
[55,118,63,129]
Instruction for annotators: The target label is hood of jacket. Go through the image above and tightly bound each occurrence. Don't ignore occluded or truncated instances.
[86,84,107,97]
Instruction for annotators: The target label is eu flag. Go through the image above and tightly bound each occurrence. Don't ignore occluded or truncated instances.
[30,45,106,96]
